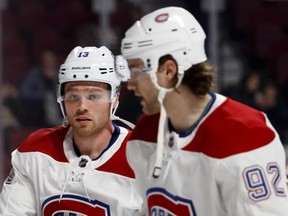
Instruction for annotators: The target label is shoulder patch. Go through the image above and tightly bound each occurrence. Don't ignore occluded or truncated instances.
[5,168,15,185]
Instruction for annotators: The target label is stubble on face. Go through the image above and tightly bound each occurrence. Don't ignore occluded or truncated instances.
[127,58,162,115]
[140,72,163,115]
[141,95,160,115]
[64,82,112,138]
[68,108,111,137]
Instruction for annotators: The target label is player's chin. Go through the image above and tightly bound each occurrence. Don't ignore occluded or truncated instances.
[71,120,91,130]
[142,104,160,115]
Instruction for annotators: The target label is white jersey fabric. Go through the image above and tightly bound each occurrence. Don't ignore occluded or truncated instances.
[127,93,288,216]
[0,124,143,215]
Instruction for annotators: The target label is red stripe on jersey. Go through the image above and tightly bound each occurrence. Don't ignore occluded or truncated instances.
[184,98,275,158]
[129,113,160,143]
[130,98,276,158]
[97,131,135,178]
[17,126,69,162]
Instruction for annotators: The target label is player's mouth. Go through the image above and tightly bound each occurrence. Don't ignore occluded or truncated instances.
[76,116,92,123]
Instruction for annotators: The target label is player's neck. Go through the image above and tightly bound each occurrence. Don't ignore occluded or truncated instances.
[72,123,114,159]
[164,86,211,133]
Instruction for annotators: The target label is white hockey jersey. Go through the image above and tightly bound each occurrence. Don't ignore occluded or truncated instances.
[127,93,288,216]
[0,124,143,215]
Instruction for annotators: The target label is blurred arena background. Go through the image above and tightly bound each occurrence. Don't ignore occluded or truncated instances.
[0,0,288,184]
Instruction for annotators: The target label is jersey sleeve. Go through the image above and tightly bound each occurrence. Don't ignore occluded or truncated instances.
[0,150,36,215]
[214,137,288,215]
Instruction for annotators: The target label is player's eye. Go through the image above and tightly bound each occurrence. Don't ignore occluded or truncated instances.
[65,93,80,101]
[62,91,110,103]
[86,94,101,101]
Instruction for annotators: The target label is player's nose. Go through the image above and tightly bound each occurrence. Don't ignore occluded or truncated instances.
[77,97,90,110]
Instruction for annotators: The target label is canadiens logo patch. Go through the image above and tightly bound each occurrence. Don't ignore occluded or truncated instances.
[42,194,110,216]
[5,168,15,184]
[155,13,169,23]
[147,187,197,215]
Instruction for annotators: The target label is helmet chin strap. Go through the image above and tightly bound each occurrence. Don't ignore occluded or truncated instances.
[150,66,184,178]
[111,100,135,130]
[153,88,167,178]
[62,117,69,127]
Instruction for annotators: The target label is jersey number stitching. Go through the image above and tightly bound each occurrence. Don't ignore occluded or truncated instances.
[243,163,286,201]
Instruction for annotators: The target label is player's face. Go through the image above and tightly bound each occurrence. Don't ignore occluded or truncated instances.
[64,81,112,137]
[127,58,160,115]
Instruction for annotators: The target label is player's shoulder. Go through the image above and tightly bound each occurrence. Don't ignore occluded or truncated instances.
[97,124,135,178]
[212,95,270,128]
[184,95,276,158]
[117,124,131,136]
[129,114,160,143]
[218,95,264,117]
[17,126,69,161]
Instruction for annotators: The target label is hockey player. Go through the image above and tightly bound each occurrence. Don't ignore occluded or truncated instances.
[0,46,143,215]
[121,6,288,215]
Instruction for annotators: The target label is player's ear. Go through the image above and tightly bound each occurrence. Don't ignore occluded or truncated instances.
[164,59,177,81]
[158,59,177,88]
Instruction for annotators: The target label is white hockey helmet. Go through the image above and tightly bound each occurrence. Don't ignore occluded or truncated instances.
[57,46,130,117]
[121,6,207,74]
